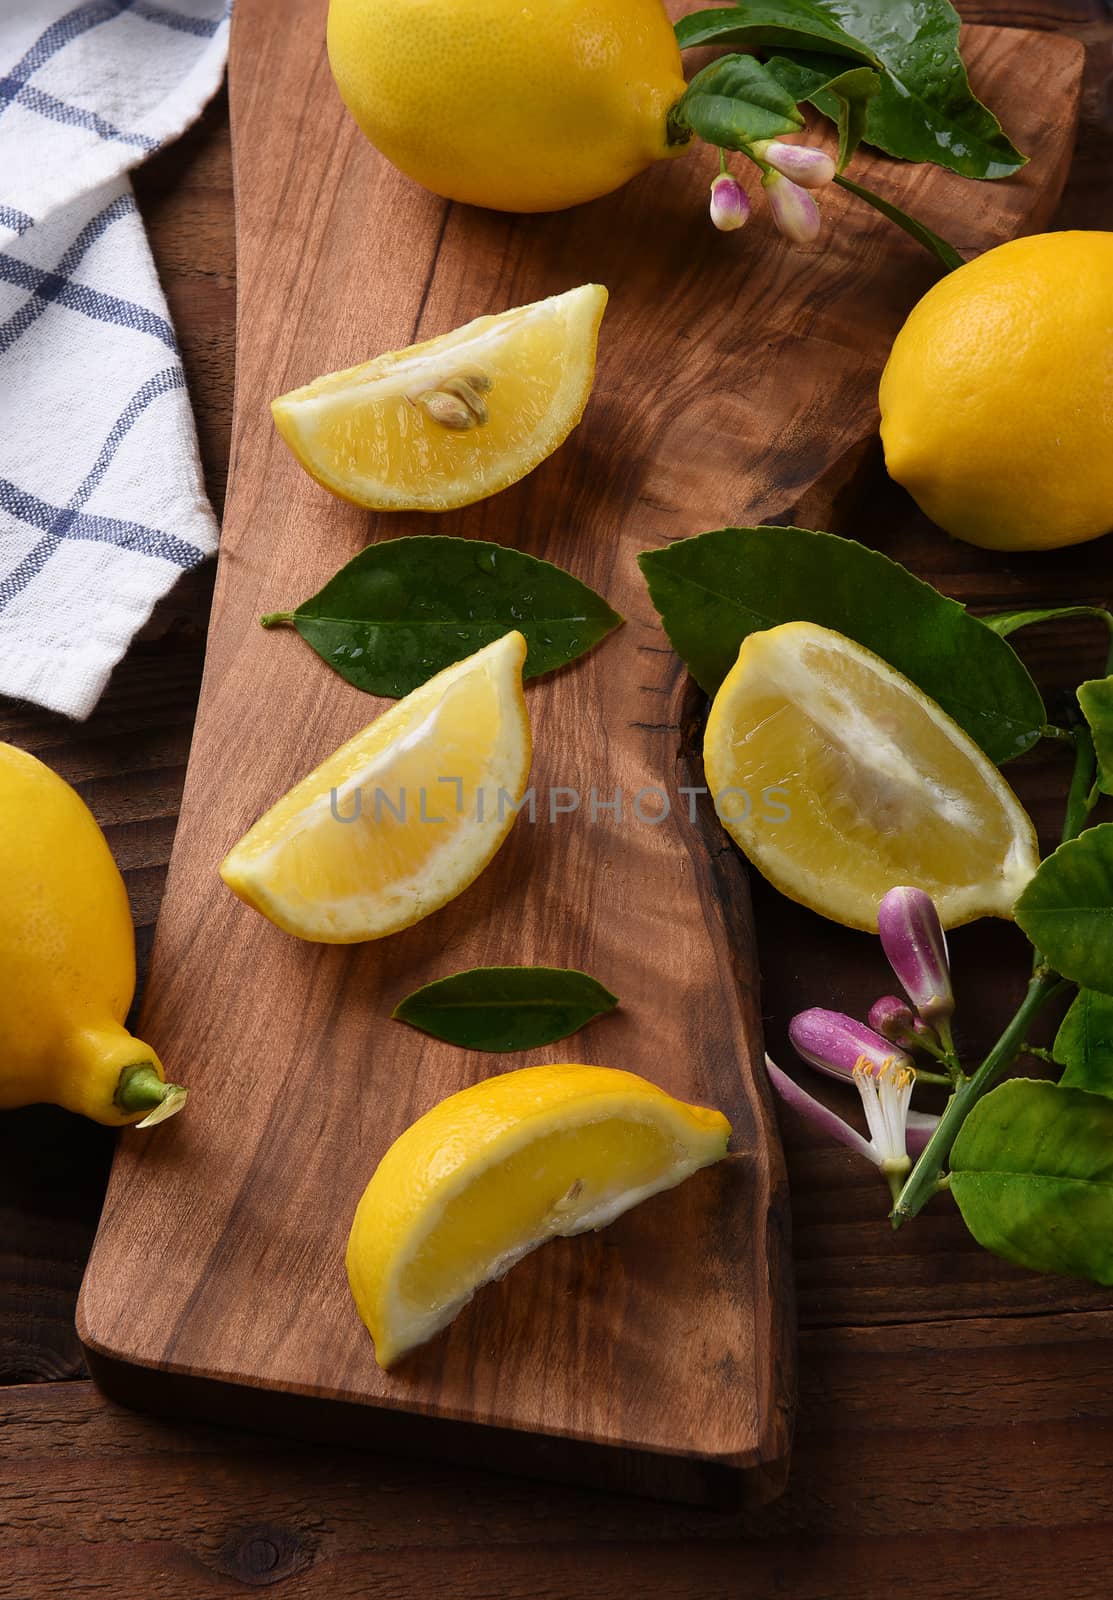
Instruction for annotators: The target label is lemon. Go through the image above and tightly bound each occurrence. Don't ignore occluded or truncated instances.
[702,622,1039,932]
[220,632,531,943]
[0,743,185,1126]
[272,285,607,512]
[880,231,1113,552]
[326,0,688,213]
[346,1063,730,1367]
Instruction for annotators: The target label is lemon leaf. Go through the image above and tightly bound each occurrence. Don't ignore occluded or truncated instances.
[393,967,619,1053]
[763,52,880,169]
[1054,990,1113,1098]
[677,1,1025,181]
[676,5,880,66]
[262,537,621,698]
[1078,678,1113,798]
[984,606,1113,639]
[951,1079,1113,1285]
[1015,826,1113,996]
[668,55,804,149]
[811,0,1026,179]
[637,525,1045,765]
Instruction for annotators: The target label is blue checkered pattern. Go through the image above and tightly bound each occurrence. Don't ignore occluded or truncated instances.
[0,1,228,717]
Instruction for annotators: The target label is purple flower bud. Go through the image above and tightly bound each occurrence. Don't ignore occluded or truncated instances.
[789,1007,914,1083]
[878,887,954,1036]
[763,169,821,245]
[709,172,751,232]
[867,995,918,1045]
[752,138,836,190]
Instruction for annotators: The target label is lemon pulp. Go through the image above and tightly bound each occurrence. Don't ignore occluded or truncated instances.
[346,1063,731,1367]
[271,285,607,511]
[220,631,531,942]
[703,621,1039,931]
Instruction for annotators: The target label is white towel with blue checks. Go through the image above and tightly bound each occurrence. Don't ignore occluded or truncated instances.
[0,1,230,719]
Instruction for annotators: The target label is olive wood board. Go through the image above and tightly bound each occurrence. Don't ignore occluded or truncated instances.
[77,0,1083,1506]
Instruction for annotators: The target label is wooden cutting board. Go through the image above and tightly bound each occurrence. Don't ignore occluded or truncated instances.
[77,0,1082,1505]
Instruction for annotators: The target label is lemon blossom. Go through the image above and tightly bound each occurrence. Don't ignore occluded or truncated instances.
[789,1006,914,1081]
[750,138,835,189]
[867,994,920,1046]
[766,1053,939,1202]
[878,885,956,1050]
[763,169,821,244]
[709,171,751,231]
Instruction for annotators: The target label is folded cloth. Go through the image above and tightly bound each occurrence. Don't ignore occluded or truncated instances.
[0,0,230,720]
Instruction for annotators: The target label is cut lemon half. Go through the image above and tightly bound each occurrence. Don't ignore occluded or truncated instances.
[220,632,531,942]
[347,1063,730,1368]
[271,284,608,511]
[703,621,1039,932]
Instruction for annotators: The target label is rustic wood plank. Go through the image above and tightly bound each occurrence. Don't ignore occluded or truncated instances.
[4,1312,1113,1596]
[39,9,1100,1497]
[0,5,1106,1405]
[0,0,1110,1552]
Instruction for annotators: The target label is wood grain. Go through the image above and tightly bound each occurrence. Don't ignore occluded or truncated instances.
[71,0,1085,1501]
[1,6,1112,1595]
[6,1308,1113,1597]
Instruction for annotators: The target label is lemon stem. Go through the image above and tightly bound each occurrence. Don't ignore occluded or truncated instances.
[891,968,1066,1227]
[260,612,295,628]
[115,1063,189,1126]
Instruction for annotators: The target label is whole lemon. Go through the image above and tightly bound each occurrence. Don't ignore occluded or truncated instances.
[0,742,185,1126]
[326,0,689,213]
[879,231,1113,552]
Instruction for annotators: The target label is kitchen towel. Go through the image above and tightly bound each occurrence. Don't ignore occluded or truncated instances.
[0,0,230,720]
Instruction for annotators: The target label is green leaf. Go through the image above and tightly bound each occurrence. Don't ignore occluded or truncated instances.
[833,173,963,271]
[1078,677,1113,797]
[677,0,1026,180]
[261,537,622,699]
[984,605,1113,639]
[637,525,1045,764]
[675,5,880,66]
[669,55,804,150]
[951,1079,1113,1285]
[763,53,880,169]
[1054,990,1113,1097]
[815,0,1027,178]
[1015,826,1113,996]
[392,967,619,1052]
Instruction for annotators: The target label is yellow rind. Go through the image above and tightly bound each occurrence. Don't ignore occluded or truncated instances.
[346,1063,731,1368]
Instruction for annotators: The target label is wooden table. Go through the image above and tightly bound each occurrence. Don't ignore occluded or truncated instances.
[3,3,1113,1594]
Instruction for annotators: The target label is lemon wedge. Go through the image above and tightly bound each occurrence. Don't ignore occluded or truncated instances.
[703,621,1039,932]
[346,1063,731,1368]
[271,284,607,511]
[220,632,531,942]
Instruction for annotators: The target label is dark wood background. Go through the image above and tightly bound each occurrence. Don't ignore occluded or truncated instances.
[2,2,1112,1594]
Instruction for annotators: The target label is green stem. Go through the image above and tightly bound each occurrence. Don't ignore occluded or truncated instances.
[891,968,1064,1226]
[911,1068,953,1087]
[115,1064,189,1127]
[1062,725,1098,845]
[260,611,295,629]
[833,174,964,271]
